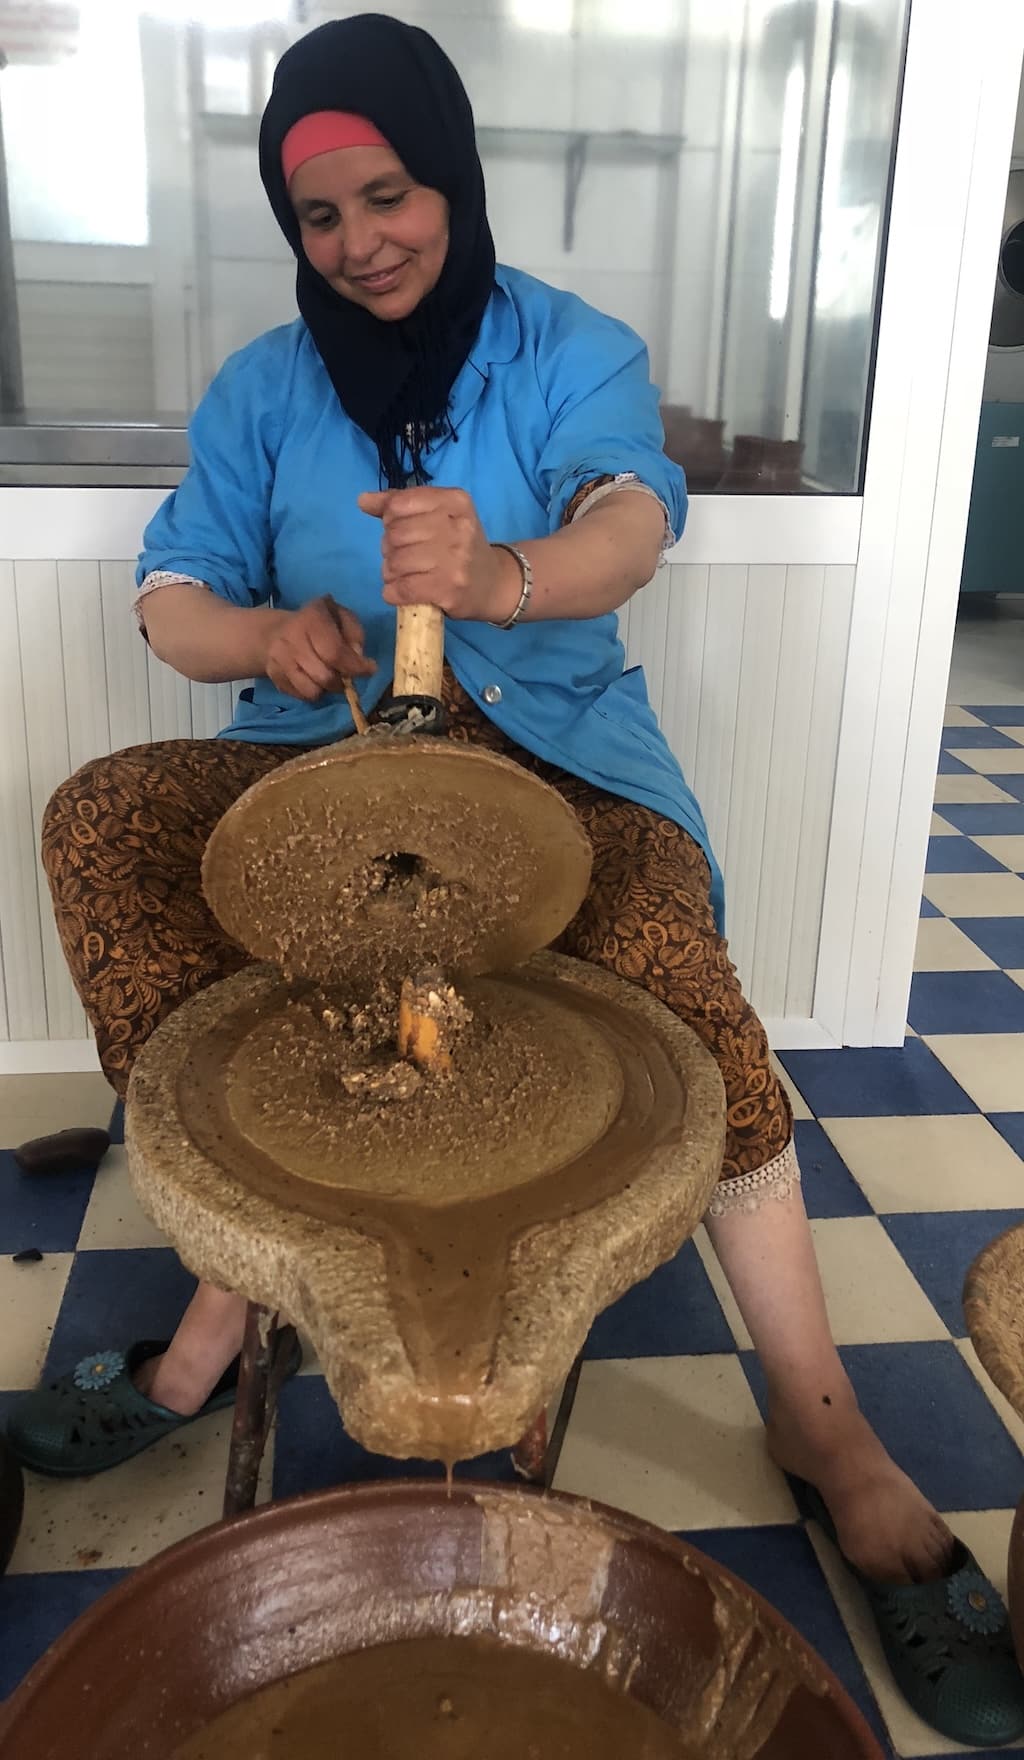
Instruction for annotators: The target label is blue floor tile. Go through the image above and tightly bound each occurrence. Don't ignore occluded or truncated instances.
[979,774,1024,804]
[990,1114,1024,1159]
[794,1121,872,1218]
[920,896,943,918]
[881,1210,1024,1335]
[0,1568,128,1700]
[44,1248,196,1375]
[937,803,1024,836]
[940,727,1021,749]
[0,1149,96,1254]
[936,750,973,774]
[681,1524,888,1752]
[583,1240,733,1359]
[924,835,1006,874]
[778,1040,977,1119]
[908,971,1024,1035]
[949,917,1024,970]
[964,706,1024,726]
[743,1342,1024,1511]
[272,1375,518,1502]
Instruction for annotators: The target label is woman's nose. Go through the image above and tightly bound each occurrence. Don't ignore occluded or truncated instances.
[341,208,382,268]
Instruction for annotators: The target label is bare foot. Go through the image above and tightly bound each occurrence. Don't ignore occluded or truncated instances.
[768,1393,954,1585]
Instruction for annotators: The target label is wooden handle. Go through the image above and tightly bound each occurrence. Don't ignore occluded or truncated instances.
[394,604,444,700]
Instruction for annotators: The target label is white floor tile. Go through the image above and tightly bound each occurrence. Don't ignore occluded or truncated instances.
[995,728,1024,747]
[949,747,1024,775]
[552,1355,798,1532]
[1008,969,1024,992]
[77,1146,169,1251]
[0,1073,114,1150]
[0,1254,73,1389]
[914,918,996,973]
[810,1218,948,1344]
[930,813,961,836]
[924,1033,1024,1113]
[943,707,986,728]
[933,775,1017,806]
[921,871,1024,918]
[821,1114,1024,1213]
[973,834,1024,873]
[7,1409,273,1573]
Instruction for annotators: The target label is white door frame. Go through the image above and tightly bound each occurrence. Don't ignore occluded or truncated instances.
[814,0,1024,1047]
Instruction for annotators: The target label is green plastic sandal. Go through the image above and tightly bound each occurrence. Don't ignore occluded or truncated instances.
[798,1479,1024,1748]
[5,1339,267,1478]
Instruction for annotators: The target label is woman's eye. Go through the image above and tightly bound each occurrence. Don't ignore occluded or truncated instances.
[372,192,407,212]
[308,211,336,230]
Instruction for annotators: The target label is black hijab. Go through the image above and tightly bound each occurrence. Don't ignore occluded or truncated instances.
[259,14,496,487]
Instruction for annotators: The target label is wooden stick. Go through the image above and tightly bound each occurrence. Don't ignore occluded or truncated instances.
[342,677,371,736]
[393,604,444,701]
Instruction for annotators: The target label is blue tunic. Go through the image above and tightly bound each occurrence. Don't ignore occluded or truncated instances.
[138,264,724,928]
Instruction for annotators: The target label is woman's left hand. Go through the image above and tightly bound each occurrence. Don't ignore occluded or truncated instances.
[358,487,513,622]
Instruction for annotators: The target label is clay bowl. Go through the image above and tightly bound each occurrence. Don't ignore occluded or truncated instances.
[0,1481,883,1759]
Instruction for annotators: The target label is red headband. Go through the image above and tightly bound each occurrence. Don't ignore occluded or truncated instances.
[282,110,390,184]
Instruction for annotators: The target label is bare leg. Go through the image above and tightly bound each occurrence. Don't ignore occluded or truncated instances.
[706,1188,953,1585]
[132,1283,248,1416]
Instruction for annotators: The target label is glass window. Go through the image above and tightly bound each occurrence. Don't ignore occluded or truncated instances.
[0,0,908,490]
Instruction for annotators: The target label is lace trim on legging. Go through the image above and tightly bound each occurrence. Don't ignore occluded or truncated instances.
[706,1139,801,1217]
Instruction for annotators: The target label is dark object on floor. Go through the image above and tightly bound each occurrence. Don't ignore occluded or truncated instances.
[796,1476,1024,1748]
[12,1248,43,1264]
[13,1127,110,1176]
[0,1480,884,1759]
[0,1433,24,1576]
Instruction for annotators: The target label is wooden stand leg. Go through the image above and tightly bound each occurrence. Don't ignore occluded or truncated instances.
[222,1302,296,1520]
[511,1410,548,1483]
[510,1351,585,1489]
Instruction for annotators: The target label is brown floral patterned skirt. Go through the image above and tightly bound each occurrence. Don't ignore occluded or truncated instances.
[40,675,792,1187]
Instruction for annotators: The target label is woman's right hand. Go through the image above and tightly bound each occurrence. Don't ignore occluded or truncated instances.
[262,595,376,702]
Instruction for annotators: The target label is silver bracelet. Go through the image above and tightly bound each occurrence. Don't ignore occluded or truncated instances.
[490,543,533,629]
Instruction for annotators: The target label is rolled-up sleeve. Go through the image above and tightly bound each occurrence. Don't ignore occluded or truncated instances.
[533,301,687,542]
[136,343,282,608]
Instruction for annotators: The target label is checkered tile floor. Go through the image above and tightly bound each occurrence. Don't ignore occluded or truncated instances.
[3,702,1024,1757]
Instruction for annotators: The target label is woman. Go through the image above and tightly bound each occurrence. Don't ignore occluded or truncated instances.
[8,16,1020,1743]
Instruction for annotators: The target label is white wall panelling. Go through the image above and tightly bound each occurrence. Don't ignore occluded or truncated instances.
[1,527,856,1067]
[0,559,240,1061]
[620,560,854,1039]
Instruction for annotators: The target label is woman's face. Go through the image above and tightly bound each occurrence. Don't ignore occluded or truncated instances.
[290,144,450,321]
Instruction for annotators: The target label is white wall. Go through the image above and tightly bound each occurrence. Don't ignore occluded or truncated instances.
[0,492,859,1069]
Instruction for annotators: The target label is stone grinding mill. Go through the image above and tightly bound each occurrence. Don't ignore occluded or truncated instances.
[0,608,887,1760]
[124,602,729,1481]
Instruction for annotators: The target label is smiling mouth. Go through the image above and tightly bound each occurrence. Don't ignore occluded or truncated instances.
[352,262,408,292]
